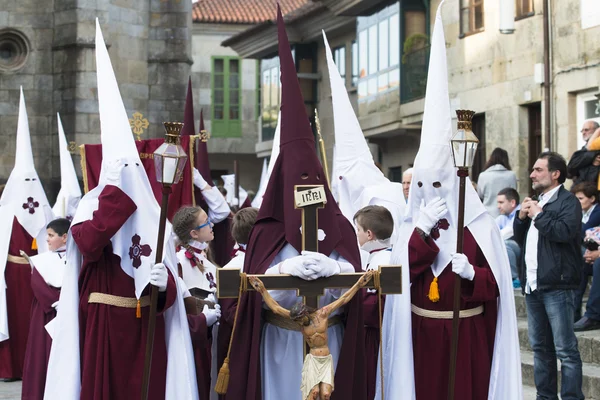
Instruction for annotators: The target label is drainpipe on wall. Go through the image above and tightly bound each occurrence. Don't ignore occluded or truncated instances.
[543,0,552,151]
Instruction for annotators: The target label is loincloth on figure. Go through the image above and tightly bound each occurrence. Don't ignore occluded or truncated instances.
[300,353,335,400]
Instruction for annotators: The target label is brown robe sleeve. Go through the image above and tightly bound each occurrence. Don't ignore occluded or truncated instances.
[460,229,500,302]
[71,185,137,262]
[408,229,440,282]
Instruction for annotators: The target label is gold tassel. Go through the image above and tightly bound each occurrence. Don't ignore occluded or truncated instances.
[136,299,141,318]
[214,357,230,394]
[31,238,37,250]
[428,277,440,303]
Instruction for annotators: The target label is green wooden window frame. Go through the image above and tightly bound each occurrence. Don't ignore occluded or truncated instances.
[211,56,242,138]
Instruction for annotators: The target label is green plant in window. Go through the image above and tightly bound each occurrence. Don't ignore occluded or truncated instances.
[402,33,429,64]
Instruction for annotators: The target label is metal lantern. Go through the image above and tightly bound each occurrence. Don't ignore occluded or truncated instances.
[153,122,188,186]
[451,110,479,169]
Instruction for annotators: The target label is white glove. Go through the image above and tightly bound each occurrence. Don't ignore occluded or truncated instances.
[451,253,475,281]
[202,304,221,327]
[206,293,217,305]
[193,168,208,190]
[301,251,341,278]
[150,262,168,292]
[415,196,448,234]
[102,159,124,187]
[279,255,318,280]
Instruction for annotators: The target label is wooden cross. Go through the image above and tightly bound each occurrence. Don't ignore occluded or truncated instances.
[218,184,402,310]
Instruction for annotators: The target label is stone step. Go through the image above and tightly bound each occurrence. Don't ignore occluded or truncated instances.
[521,349,600,399]
[518,318,600,365]
[522,384,538,400]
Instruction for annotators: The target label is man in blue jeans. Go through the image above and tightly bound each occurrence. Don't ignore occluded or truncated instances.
[514,151,584,400]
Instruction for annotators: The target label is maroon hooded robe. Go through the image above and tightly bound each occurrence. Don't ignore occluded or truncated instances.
[409,228,498,400]
[224,7,367,399]
[21,267,60,399]
[71,185,177,400]
[0,218,36,379]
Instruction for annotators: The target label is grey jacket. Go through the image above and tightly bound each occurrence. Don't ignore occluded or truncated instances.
[476,164,518,217]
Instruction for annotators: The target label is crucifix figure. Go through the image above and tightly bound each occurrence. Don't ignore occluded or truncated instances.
[217,184,402,397]
[249,270,375,400]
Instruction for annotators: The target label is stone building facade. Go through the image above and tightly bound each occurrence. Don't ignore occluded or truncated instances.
[0,0,192,201]
[225,0,600,198]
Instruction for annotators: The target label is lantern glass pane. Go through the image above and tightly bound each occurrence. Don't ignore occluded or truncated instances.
[452,140,466,167]
[162,157,178,185]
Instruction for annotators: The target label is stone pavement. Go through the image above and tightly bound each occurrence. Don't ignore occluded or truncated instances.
[0,381,20,400]
[0,379,541,399]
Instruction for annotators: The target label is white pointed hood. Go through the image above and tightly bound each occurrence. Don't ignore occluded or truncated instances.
[324,31,405,243]
[52,113,82,220]
[0,88,54,342]
[44,20,199,399]
[404,2,485,275]
[0,88,54,242]
[221,173,248,207]
[377,3,522,398]
[251,158,268,208]
[266,111,282,179]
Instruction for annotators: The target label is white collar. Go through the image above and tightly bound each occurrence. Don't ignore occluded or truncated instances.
[360,238,391,253]
[539,184,562,204]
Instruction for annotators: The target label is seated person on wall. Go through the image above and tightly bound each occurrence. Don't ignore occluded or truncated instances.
[572,181,600,323]
[578,227,600,332]
[495,187,522,289]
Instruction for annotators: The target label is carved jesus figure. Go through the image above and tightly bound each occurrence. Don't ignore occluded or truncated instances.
[248,270,374,400]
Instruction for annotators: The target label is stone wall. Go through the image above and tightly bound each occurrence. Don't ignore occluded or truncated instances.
[0,0,193,202]
[434,0,600,195]
[1,0,57,196]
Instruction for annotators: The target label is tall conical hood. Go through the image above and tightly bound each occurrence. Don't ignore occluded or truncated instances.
[195,109,215,186]
[221,173,248,207]
[0,88,53,242]
[14,87,36,175]
[324,31,375,167]
[71,19,164,298]
[251,158,268,208]
[182,77,196,136]
[404,1,485,275]
[52,113,82,219]
[266,110,281,178]
[324,30,404,235]
[95,19,140,162]
[245,4,360,266]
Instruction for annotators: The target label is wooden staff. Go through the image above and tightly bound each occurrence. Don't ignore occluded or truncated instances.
[141,186,171,400]
[314,109,331,189]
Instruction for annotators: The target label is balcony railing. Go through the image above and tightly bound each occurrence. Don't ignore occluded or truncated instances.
[401,45,430,104]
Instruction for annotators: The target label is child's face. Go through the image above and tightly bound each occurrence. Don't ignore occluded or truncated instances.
[190,210,214,243]
[46,228,67,251]
[356,223,373,247]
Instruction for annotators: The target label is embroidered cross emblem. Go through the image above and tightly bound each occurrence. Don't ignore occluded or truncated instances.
[430,218,450,240]
[129,234,152,268]
[206,272,217,289]
[22,197,39,214]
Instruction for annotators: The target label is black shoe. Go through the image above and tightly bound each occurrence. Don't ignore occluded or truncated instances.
[1,378,19,382]
[574,316,600,332]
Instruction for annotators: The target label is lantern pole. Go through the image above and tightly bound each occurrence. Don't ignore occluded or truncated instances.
[141,122,186,400]
[447,110,477,400]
